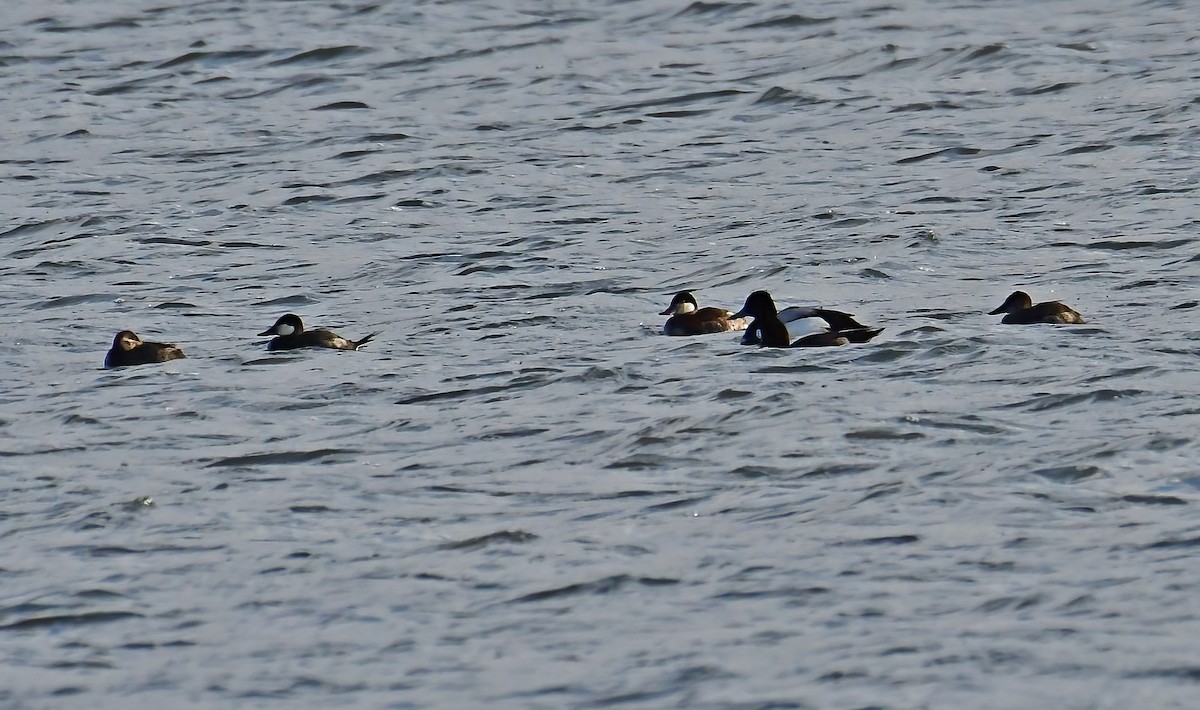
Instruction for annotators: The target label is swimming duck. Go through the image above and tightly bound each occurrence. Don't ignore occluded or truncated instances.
[659,291,748,336]
[258,314,377,351]
[989,291,1084,324]
[732,291,883,347]
[104,330,186,368]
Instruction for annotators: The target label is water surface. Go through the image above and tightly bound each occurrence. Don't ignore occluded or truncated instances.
[3,0,1200,707]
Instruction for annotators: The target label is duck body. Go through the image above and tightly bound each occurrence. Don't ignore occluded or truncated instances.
[259,313,377,351]
[732,291,883,348]
[989,291,1084,324]
[741,306,881,346]
[105,330,186,368]
[660,291,748,336]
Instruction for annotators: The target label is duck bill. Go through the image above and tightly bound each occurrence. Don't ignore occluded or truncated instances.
[730,309,749,320]
[658,307,674,316]
[257,328,276,336]
[987,306,1005,315]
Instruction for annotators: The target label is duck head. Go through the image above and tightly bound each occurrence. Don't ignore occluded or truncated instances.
[259,313,305,337]
[989,291,1034,315]
[660,291,699,316]
[731,290,779,320]
[112,330,143,351]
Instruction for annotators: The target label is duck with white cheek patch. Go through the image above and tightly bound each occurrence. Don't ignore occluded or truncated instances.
[258,314,377,351]
[659,290,748,336]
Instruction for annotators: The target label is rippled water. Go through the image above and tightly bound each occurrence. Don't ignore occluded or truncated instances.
[4,0,1200,706]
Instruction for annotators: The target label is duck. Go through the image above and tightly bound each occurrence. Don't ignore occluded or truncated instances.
[988,291,1084,324]
[659,290,748,336]
[732,291,883,347]
[104,330,186,368]
[258,313,377,351]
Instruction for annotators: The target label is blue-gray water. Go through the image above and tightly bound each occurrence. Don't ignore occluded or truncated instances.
[4,0,1200,707]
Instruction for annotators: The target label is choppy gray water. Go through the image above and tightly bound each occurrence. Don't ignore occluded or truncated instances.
[4,0,1200,707]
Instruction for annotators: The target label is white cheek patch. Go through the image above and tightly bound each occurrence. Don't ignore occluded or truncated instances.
[676,301,696,314]
[275,323,295,336]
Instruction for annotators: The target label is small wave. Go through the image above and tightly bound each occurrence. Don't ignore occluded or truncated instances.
[282,194,337,206]
[606,454,675,471]
[360,132,411,143]
[752,86,824,106]
[1000,389,1144,412]
[136,236,211,246]
[268,46,374,67]
[312,101,371,111]
[1010,82,1080,96]
[675,2,755,17]
[205,448,353,468]
[510,575,679,604]
[853,344,918,364]
[1121,494,1186,506]
[961,43,1007,62]
[289,505,334,513]
[217,241,286,250]
[728,464,783,478]
[439,530,538,551]
[0,610,142,630]
[844,428,925,441]
[395,375,550,405]
[257,295,316,307]
[840,534,920,546]
[800,463,877,478]
[739,14,834,30]
[642,496,711,512]
[1032,465,1103,483]
[155,49,271,69]
[712,586,831,601]
[896,147,982,164]
[978,594,1045,613]
[1143,536,1200,550]
[585,89,746,117]
[1058,144,1114,155]
[90,73,175,96]
[906,415,1007,435]
[1,218,77,239]
[372,38,562,72]
[36,294,115,309]
[889,100,961,112]
[1071,237,1192,251]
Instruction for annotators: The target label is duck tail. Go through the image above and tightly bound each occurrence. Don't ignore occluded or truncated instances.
[812,309,867,331]
[840,327,883,344]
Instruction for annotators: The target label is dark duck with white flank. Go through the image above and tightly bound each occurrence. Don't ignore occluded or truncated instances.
[988,291,1084,324]
[104,330,186,368]
[258,314,377,351]
[659,291,748,336]
[732,291,883,348]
